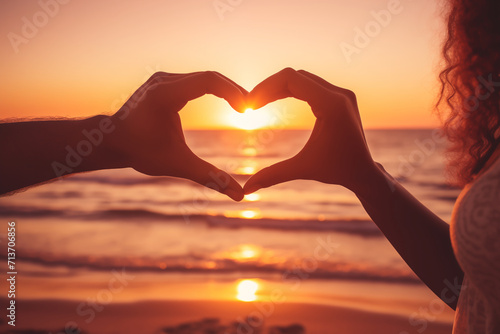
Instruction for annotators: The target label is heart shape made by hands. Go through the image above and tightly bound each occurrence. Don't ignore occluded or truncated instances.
[112,69,375,202]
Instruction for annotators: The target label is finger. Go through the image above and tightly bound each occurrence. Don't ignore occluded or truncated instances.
[183,153,244,201]
[134,72,201,102]
[129,72,204,102]
[243,157,301,194]
[134,72,227,106]
[248,68,330,111]
[169,71,247,112]
[213,72,249,97]
[297,70,347,94]
[138,72,189,92]
[297,70,366,142]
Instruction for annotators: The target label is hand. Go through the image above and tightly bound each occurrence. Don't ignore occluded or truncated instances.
[244,68,378,195]
[111,71,247,201]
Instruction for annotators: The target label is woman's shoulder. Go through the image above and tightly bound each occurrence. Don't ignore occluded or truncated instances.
[473,146,500,182]
[470,154,500,197]
[454,155,500,235]
[456,147,500,210]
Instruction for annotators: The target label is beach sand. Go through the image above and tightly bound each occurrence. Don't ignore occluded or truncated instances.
[2,298,453,334]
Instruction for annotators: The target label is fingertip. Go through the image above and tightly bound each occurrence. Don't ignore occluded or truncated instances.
[230,102,246,114]
[238,103,249,113]
[226,188,245,202]
[230,95,249,113]
[244,101,264,112]
[246,91,269,111]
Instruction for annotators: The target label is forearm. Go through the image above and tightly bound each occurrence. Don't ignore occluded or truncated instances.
[0,115,126,195]
[353,163,463,309]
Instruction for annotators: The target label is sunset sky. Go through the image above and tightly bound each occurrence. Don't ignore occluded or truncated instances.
[0,0,446,129]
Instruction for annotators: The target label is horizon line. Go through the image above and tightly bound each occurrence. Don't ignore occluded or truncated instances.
[183,126,441,131]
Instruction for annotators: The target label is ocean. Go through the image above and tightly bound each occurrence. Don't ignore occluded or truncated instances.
[0,129,460,321]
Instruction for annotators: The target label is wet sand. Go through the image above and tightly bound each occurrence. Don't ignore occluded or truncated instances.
[3,298,453,334]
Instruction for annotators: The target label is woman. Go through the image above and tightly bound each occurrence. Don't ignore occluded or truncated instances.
[243,0,500,332]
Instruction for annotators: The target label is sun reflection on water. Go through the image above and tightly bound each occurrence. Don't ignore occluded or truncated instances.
[236,279,259,302]
[244,193,261,202]
[240,210,260,219]
[235,158,259,175]
[237,244,260,259]
[237,165,257,175]
[241,147,258,157]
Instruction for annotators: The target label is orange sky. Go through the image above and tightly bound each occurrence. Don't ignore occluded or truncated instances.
[0,0,446,129]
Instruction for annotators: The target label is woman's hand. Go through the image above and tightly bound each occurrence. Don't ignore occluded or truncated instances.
[111,71,247,201]
[244,68,379,195]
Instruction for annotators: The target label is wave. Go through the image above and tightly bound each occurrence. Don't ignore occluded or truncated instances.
[0,205,380,236]
[206,216,381,236]
[0,205,205,222]
[9,253,418,284]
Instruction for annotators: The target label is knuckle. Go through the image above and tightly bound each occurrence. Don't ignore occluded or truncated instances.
[320,92,352,114]
[203,70,218,80]
[150,71,166,80]
[281,67,296,76]
[338,93,352,107]
[342,89,357,103]
[323,93,341,108]
[335,94,357,115]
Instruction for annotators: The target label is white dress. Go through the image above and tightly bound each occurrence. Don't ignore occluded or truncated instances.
[450,155,500,333]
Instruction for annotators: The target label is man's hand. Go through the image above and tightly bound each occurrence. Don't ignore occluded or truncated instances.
[0,71,247,201]
[110,71,247,201]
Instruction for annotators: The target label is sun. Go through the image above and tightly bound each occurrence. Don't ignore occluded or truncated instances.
[236,279,259,302]
[228,108,272,130]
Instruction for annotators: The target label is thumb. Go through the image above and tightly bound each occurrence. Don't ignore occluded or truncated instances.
[183,154,244,202]
[243,157,301,194]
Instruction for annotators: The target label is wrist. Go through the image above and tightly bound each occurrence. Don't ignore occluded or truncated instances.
[74,115,129,172]
[350,161,396,200]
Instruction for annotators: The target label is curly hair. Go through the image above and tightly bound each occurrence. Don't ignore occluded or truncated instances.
[437,0,500,187]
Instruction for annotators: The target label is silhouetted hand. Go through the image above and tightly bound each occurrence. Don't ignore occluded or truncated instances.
[111,71,247,201]
[244,68,378,195]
